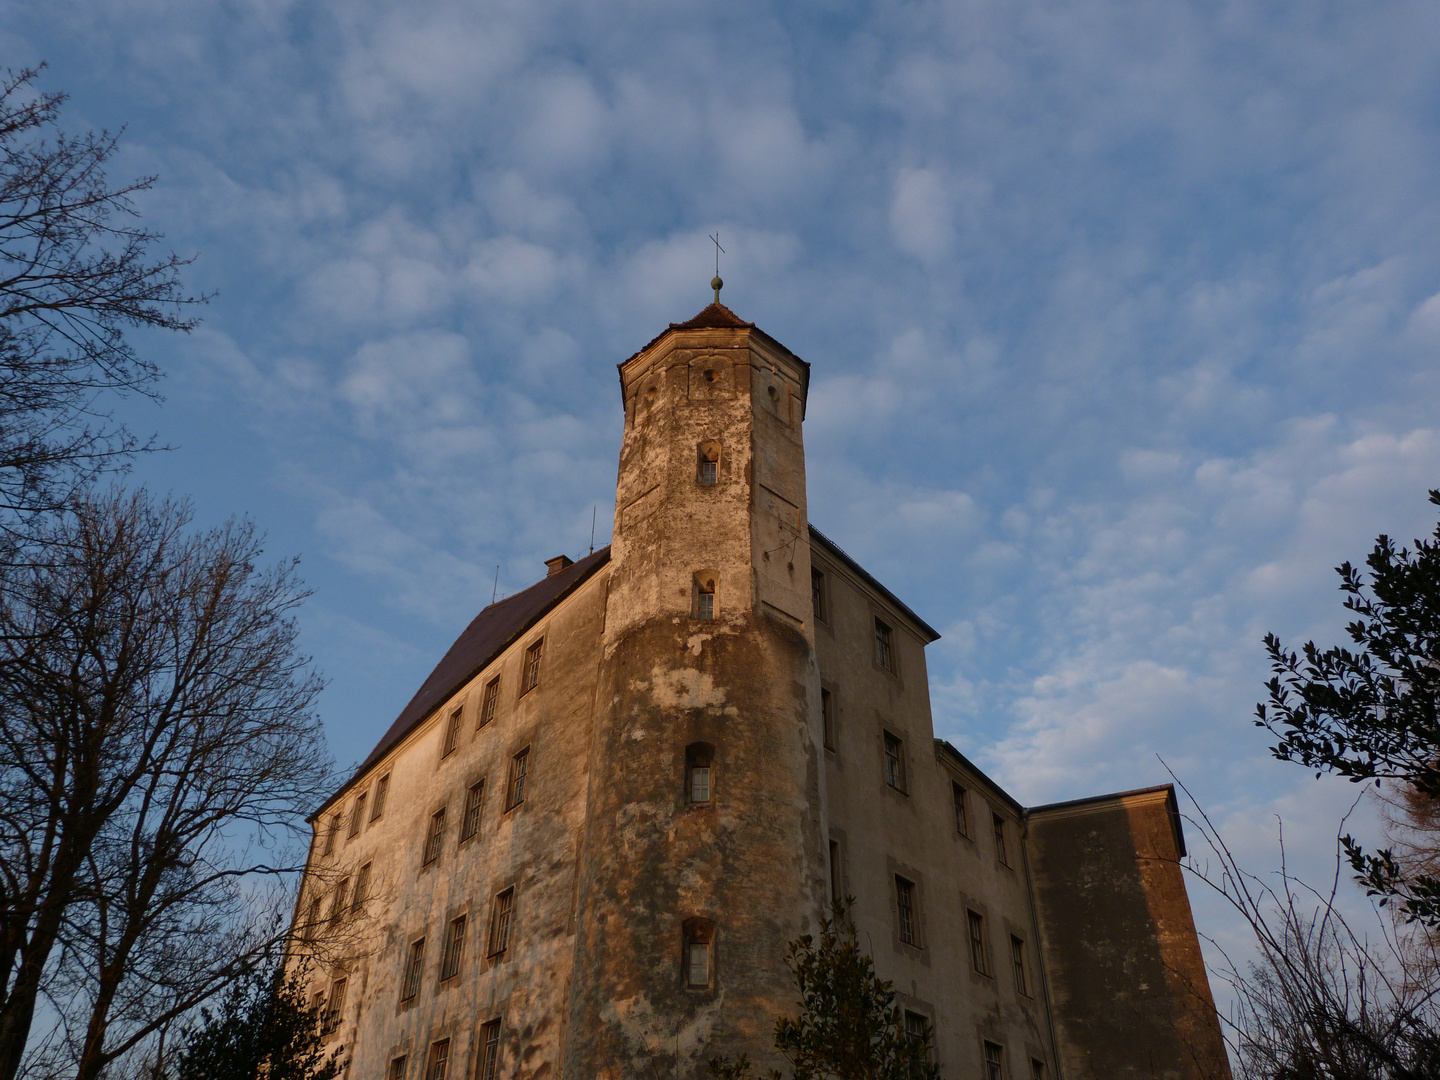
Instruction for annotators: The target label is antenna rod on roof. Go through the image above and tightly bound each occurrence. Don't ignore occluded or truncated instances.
[491,564,499,605]
[590,504,597,555]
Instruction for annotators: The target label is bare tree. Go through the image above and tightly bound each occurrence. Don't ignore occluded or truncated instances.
[0,65,202,538]
[0,489,330,1080]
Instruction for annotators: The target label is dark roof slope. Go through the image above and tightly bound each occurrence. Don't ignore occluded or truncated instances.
[314,546,611,819]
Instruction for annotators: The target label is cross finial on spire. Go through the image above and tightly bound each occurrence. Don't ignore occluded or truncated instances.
[709,231,725,304]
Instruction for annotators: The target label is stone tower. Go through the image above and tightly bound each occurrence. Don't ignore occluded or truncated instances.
[563,304,831,1078]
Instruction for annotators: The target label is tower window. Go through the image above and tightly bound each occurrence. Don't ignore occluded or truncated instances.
[952,782,969,836]
[686,742,714,804]
[478,1019,502,1080]
[479,677,500,728]
[506,748,529,810]
[968,910,989,975]
[883,731,906,792]
[442,706,462,758]
[489,888,515,956]
[521,639,544,694]
[895,875,918,946]
[348,792,367,838]
[424,1039,451,1080]
[439,915,467,981]
[984,1042,1005,1080]
[693,575,716,620]
[461,780,485,841]
[422,807,446,867]
[874,618,895,672]
[683,918,715,989]
[1011,935,1029,996]
[371,774,389,820]
[993,813,1009,866]
[697,442,720,485]
[400,937,425,1001]
[821,687,836,750]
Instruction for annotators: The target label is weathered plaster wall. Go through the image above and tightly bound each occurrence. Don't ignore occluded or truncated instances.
[291,567,610,1079]
[1027,791,1231,1080]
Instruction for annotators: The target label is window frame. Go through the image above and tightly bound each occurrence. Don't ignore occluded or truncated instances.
[983,1041,1006,1080]
[968,909,990,976]
[348,791,367,838]
[952,782,970,837]
[399,937,426,1002]
[883,730,906,793]
[505,748,530,811]
[1011,934,1030,996]
[441,705,463,759]
[424,1038,451,1080]
[438,914,467,982]
[993,812,1010,867]
[461,779,486,842]
[388,1055,408,1080]
[328,876,350,927]
[371,773,390,820]
[811,568,828,624]
[321,813,339,856]
[478,677,500,729]
[321,977,347,1036]
[821,686,836,751]
[682,917,715,990]
[895,875,919,947]
[488,887,515,957]
[351,862,372,920]
[422,807,447,868]
[520,639,544,696]
[873,616,896,673]
[477,1019,502,1080]
[685,742,714,806]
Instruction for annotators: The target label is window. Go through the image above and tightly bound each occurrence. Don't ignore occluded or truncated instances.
[694,577,715,620]
[874,617,895,672]
[478,1019,502,1080]
[442,706,462,758]
[684,918,714,989]
[388,1055,408,1080]
[351,863,372,919]
[828,840,841,904]
[439,915,467,981]
[686,743,714,804]
[903,1010,928,1047]
[1030,1059,1046,1080]
[952,782,969,836]
[968,910,989,975]
[1011,935,1029,996]
[400,938,425,1001]
[307,896,324,935]
[521,639,543,694]
[883,732,906,792]
[425,1039,451,1080]
[348,792,367,838]
[479,678,500,728]
[328,877,350,926]
[423,807,446,867]
[489,888,515,956]
[371,774,389,820]
[811,569,827,623]
[984,1042,1005,1080]
[321,814,339,856]
[461,780,485,841]
[322,977,347,1035]
[506,749,529,810]
[698,444,719,485]
[993,813,1009,866]
[895,876,918,946]
[821,687,835,750]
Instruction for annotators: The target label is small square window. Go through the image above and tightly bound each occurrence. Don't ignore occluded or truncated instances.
[461,780,485,841]
[952,782,969,836]
[400,938,425,1001]
[371,774,389,820]
[874,618,895,672]
[425,1038,451,1080]
[968,910,989,975]
[883,732,906,792]
[478,1019,502,1080]
[489,888,515,956]
[522,640,544,694]
[439,915,467,981]
[984,1042,1005,1080]
[479,678,500,728]
[441,706,462,758]
[821,688,836,751]
[348,792,367,838]
[895,875,918,946]
[422,807,446,867]
[993,813,1009,867]
[506,749,529,810]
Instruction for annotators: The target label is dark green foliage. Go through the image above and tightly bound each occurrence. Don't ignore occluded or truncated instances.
[1256,489,1440,925]
[709,899,939,1080]
[170,957,341,1080]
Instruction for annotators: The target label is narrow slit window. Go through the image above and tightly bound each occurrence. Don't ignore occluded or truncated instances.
[322,978,347,1035]
[461,780,485,841]
[400,938,425,1001]
[686,743,714,805]
[425,1039,450,1080]
[442,706,462,758]
[829,840,841,904]
[883,732,906,792]
[478,1019,502,1080]
[479,677,500,728]
[811,569,827,623]
[984,1042,1005,1080]
[371,774,389,820]
[422,807,446,867]
[489,888,515,956]
[952,782,969,836]
[348,792,367,838]
[821,688,835,750]
[1011,935,1029,996]
[968,910,989,975]
[439,915,467,981]
[351,862,372,919]
[895,875,918,946]
[521,640,544,694]
[993,813,1009,867]
[506,749,529,810]
[874,617,895,672]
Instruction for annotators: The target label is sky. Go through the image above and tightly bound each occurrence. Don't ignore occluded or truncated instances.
[7,0,1440,1015]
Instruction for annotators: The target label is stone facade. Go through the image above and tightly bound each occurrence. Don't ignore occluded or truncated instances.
[288,304,1231,1080]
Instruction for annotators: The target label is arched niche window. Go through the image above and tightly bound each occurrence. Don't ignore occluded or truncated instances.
[692,573,716,620]
[697,441,721,485]
[686,742,714,805]
[682,917,715,989]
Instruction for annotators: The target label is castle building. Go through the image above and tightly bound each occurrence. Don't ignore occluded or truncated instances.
[290,303,1230,1080]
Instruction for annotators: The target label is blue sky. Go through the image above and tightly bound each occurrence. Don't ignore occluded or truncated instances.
[8,0,1440,977]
